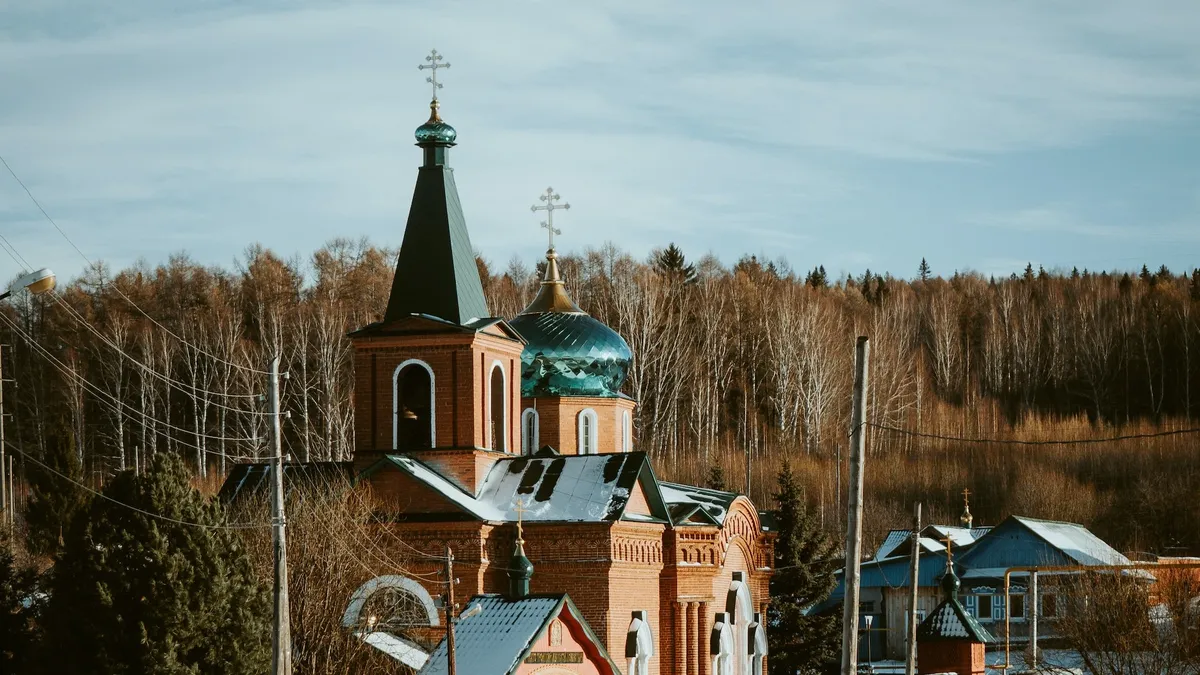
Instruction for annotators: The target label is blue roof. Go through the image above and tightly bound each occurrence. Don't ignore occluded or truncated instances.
[419,594,617,675]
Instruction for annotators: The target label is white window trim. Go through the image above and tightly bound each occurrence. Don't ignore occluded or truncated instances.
[577,408,598,455]
[521,408,540,455]
[487,360,507,452]
[392,359,436,450]
[621,410,632,452]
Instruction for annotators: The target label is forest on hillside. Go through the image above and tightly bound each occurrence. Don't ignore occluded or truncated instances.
[3,238,1199,555]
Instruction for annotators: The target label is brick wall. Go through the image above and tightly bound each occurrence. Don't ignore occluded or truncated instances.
[521,396,637,455]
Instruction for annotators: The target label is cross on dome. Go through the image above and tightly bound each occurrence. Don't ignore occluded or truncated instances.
[514,498,528,544]
[531,187,570,251]
[418,49,451,101]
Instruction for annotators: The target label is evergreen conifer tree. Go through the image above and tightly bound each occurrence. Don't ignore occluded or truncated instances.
[653,243,697,284]
[767,461,840,675]
[918,258,931,282]
[40,452,269,673]
[0,543,40,672]
[1191,269,1200,301]
[705,460,728,492]
[25,425,90,557]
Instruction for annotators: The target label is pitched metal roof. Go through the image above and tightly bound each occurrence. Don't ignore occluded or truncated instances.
[1012,516,1131,567]
[917,598,994,643]
[217,461,353,503]
[419,594,618,675]
[384,164,489,326]
[477,453,669,523]
[874,529,911,560]
[659,482,737,526]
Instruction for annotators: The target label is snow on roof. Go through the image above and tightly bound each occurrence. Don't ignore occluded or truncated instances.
[659,482,736,526]
[476,453,649,523]
[419,595,582,675]
[917,598,994,643]
[925,525,987,549]
[1013,516,1132,567]
[360,631,429,669]
[383,455,504,520]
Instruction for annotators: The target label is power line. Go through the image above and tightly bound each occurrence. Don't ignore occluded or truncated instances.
[0,152,270,376]
[0,312,263,449]
[4,440,269,530]
[868,421,1200,446]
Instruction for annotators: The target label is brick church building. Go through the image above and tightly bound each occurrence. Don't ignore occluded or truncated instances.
[227,84,774,675]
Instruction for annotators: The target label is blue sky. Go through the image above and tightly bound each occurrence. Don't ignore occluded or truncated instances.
[1,1,1199,285]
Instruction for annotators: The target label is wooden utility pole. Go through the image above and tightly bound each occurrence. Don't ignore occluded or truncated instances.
[269,357,292,675]
[905,502,922,675]
[1029,572,1038,668]
[841,336,870,675]
[0,344,6,532]
[445,544,458,675]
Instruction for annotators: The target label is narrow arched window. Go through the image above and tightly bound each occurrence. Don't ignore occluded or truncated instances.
[489,362,506,452]
[521,408,539,455]
[622,410,632,452]
[393,360,435,450]
[577,408,598,455]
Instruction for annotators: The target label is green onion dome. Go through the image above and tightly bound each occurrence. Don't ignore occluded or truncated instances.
[507,251,632,398]
[414,100,457,145]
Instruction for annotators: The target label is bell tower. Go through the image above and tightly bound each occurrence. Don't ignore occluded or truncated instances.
[349,51,524,492]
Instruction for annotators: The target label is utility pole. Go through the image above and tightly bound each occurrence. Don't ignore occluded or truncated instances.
[841,336,870,675]
[445,543,457,675]
[905,502,922,675]
[0,344,6,531]
[269,357,292,675]
[1029,572,1038,668]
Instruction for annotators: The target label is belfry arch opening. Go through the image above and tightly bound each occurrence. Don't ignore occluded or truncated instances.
[489,362,506,451]
[393,361,434,450]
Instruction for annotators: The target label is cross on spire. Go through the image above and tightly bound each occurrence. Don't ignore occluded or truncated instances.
[514,498,528,544]
[531,187,570,251]
[962,488,971,505]
[418,49,451,101]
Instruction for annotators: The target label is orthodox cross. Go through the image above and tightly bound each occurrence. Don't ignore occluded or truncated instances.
[514,498,528,543]
[418,49,450,100]
[940,536,954,569]
[962,488,971,508]
[531,187,570,250]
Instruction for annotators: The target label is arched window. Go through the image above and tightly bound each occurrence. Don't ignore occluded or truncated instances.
[488,362,506,452]
[577,408,598,455]
[622,410,632,452]
[393,360,435,450]
[521,408,539,455]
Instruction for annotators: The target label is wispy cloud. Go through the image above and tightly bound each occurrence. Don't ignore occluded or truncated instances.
[1,0,1199,282]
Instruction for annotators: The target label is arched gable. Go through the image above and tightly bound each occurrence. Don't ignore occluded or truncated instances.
[342,575,439,629]
[718,497,763,564]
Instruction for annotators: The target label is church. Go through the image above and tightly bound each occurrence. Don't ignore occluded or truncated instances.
[225,55,774,675]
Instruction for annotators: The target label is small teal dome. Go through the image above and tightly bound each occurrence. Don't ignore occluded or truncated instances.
[508,312,632,398]
[415,120,456,145]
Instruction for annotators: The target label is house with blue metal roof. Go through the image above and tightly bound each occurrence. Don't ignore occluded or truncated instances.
[820,514,1133,661]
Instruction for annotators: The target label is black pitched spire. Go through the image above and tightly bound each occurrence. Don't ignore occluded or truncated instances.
[384,100,490,326]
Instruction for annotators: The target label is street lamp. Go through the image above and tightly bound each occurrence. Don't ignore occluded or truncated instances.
[0,268,56,301]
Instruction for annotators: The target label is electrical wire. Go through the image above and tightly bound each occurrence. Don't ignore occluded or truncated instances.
[4,440,269,530]
[47,290,268,410]
[0,152,270,376]
[867,421,1200,446]
[0,312,264,449]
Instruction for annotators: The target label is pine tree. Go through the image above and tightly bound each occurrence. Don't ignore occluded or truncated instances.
[25,425,90,557]
[40,452,269,673]
[705,460,728,492]
[805,266,828,289]
[0,543,40,672]
[653,243,697,284]
[1192,269,1200,301]
[767,461,840,675]
[918,258,931,282]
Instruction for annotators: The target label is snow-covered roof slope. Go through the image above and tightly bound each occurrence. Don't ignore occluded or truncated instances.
[875,529,911,560]
[659,482,737,526]
[476,453,667,523]
[1013,516,1131,567]
[917,598,994,643]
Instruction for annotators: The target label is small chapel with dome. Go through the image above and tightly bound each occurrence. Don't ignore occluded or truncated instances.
[225,54,774,675]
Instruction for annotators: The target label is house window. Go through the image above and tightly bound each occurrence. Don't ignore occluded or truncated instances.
[393,360,435,450]
[1010,594,1026,620]
[577,409,598,455]
[965,595,978,618]
[488,362,506,451]
[622,410,632,452]
[1041,593,1058,618]
[859,601,875,614]
[521,408,539,455]
[990,595,1005,621]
